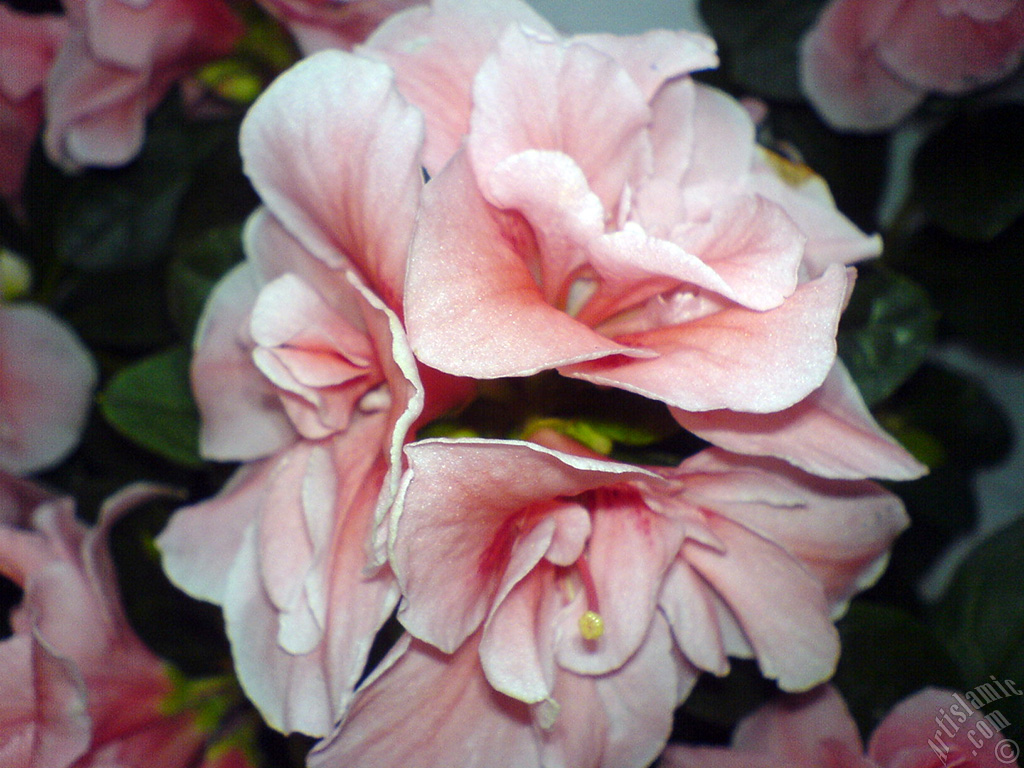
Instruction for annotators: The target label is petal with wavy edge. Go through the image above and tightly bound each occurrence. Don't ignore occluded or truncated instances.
[363,0,555,174]
[673,361,928,480]
[308,633,538,768]
[405,151,643,378]
[240,49,423,307]
[564,265,850,413]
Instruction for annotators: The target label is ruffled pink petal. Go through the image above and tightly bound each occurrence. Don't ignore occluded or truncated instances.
[191,262,296,462]
[405,151,642,378]
[308,634,540,768]
[391,439,652,653]
[573,28,718,101]
[554,493,686,677]
[674,361,928,480]
[564,264,850,413]
[158,459,273,604]
[240,49,424,308]
[469,26,650,214]
[677,449,909,614]
[681,512,840,691]
[363,0,555,174]
[0,304,97,475]
[655,559,730,677]
[799,0,925,131]
[0,633,91,768]
[877,0,1024,93]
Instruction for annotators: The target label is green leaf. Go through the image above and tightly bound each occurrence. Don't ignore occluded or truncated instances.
[912,105,1024,241]
[837,264,937,407]
[100,346,202,467]
[834,603,964,737]
[53,114,231,271]
[699,0,827,101]
[167,225,245,339]
[930,518,1024,746]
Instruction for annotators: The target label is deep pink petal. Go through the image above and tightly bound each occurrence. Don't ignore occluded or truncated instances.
[673,361,928,480]
[363,0,555,174]
[0,304,97,475]
[405,151,641,378]
[565,265,850,413]
[240,49,424,307]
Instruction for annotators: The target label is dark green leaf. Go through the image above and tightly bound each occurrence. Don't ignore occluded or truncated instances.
[61,268,177,351]
[930,517,1024,746]
[912,105,1024,241]
[699,0,827,101]
[100,346,202,467]
[891,222,1024,362]
[835,603,964,738]
[167,225,245,338]
[53,117,231,271]
[838,264,937,407]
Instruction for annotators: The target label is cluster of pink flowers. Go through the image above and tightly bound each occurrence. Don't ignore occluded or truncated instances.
[152,0,931,765]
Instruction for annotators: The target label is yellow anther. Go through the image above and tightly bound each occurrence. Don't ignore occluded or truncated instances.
[578,610,605,641]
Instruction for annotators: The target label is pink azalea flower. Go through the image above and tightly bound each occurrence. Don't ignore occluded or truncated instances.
[0,302,97,475]
[43,0,243,170]
[256,0,422,56]
[0,5,67,206]
[385,438,907,733]
[309,616,695,768]
[800,0,1024,131]
[364,0,922,480]
[159,49,471,736]
[661,683,1019,768]
[0,475,254,768]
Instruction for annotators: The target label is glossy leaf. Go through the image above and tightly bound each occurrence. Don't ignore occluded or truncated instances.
[100,345,202,467]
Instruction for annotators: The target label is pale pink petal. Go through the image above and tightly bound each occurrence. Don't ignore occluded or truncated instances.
[191,262,296,462]
[799,0,925,131]
[877,0,1024,93]
[673,361,928,480]
[681,514,840,691]
[0,304,98,475]
[308,634,540,768]
[469,26,650,213]
[240,49,424,307]
[363,0,555,173]
[573,29,718,101]
[677,449,909,613]
[405,151,642,378]
[157,459,273,604]
[656,560,730,676]
[564,265,850,413]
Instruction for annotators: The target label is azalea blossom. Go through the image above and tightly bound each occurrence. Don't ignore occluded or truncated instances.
[384,438,907,743]
[800,0,1024,131]
[0,474,254,768]
[661,683,1020,768]
[0,301,97,475]
[43,0,242,170]
[363,0,923,480]
[0,5,67,206]
[158,49,470,737]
